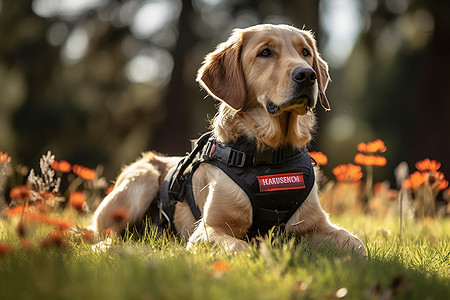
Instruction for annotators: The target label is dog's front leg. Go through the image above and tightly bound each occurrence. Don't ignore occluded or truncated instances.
[308,226,367,257]
[287,184,367,257]
[186,164,253,252]
[187,220,249,252]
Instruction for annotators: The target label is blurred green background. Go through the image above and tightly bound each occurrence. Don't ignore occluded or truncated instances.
[0,0,449,187]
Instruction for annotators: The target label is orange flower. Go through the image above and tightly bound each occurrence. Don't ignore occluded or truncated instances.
[105,184,115,195]
[20,239,35,250]
[80,229,95,242]
[403,171,425,190]
[0,243,12,257]
[51,160,72,173]
[22,212,75,231]
[212,260,230,273]
[434,179,449,191]
[309,151,328,166]
[426,171,448,191]
[0,151,11,163]
[357,139,386,153]
[404,167,448,192]
[3,205,34,217]
[101,228,117,237]
[41,230,67,248]
[9,185,31,201]
[73,164,96,181]
[415,158,441,172]
[354,153,387,167]
[68,191,87,212]
[332,164,363,182]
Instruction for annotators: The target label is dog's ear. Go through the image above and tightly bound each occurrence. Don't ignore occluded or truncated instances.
[196,30,246,110]
[304,31,331,111]
[315,54,331,111]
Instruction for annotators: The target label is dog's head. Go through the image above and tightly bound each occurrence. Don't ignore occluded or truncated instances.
[197,24,330,115]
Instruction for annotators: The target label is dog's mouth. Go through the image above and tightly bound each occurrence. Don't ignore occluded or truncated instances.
[266,97,313,116]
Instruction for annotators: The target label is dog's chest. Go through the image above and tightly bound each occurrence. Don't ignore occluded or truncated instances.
[206,150,315,236]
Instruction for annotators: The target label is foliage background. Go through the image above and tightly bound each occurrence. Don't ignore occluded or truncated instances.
[0,0,449,187]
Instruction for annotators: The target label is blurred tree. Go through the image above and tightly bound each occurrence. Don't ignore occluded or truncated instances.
[4,0,448,191]
[318,0,450,186]
[0,0,323,179]
[153,0,322,155]
[151,0,201,154]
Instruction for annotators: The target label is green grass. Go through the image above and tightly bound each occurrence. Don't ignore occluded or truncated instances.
[0,214,449,300]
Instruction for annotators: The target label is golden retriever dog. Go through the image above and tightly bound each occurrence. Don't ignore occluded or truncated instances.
[90,24,367,256]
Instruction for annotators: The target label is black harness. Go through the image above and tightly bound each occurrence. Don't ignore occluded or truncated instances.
[159,132,316,238]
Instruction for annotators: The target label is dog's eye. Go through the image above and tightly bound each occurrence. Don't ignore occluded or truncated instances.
[257,48,272,57]
[302,48,311,57]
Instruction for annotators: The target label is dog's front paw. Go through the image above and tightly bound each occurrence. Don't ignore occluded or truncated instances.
[332,229,367,257]
[345,236,367,257]
[186,229,249,253]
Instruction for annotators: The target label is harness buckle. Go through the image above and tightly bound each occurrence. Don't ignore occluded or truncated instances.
[228,149,246,167]
[253,148,286,166]
[204,140,247,167]
[202,140,215,158]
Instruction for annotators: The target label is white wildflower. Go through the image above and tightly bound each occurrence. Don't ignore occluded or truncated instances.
[27,151,61,194]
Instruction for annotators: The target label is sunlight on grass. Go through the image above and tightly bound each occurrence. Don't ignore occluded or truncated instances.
[1,214,449,300]
[1,147,449,299]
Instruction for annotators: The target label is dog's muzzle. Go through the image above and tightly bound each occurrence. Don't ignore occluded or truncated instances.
[266,67,317,115]
[266,97,312,115]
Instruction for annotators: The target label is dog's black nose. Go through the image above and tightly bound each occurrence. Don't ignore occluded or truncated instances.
[292,67,317,86]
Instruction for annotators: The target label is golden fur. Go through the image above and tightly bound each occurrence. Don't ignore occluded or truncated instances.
[90,24,367,256]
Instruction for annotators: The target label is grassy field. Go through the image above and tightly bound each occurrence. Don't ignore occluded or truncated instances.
[0,214,448,300]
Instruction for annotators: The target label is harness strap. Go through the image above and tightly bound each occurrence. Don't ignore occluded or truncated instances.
[159,132,212,227]
[184,177,202,220]
[278,163,316,226]
[167,131,213,201]
[159,132,315,238]
[203,138,299,167]
[205,155,315,234]
[205,159,258,210]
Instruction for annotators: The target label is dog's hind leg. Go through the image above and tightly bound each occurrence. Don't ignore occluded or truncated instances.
[89,153,164,235]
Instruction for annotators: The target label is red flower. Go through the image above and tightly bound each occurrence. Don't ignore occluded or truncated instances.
[309,151,328,166]
[357,139,387,153]
[354,153,387,167]
[332,164,363,182]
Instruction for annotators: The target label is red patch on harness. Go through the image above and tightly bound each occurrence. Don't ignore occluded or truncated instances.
[257,173,305,192]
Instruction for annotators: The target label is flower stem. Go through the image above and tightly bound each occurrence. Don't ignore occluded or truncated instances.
[363,165,374,209]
